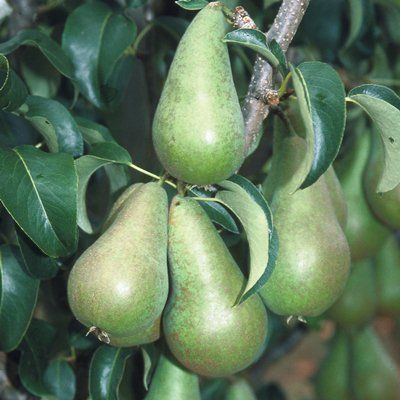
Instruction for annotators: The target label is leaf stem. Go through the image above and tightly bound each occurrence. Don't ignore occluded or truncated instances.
[127,162,177,189]
[128,23,155,56]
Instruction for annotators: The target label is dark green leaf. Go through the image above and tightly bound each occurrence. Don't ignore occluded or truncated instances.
[44,359,76,400]
[16,228,59,280]
[18,318,56,396]
[154,16,189,40]
[0,54,28,111]
[349,84,400,110]
[127,0,148,8]
[344,0,373,48]
[188,187,239,234]
[269,39,289,76]
[175,0,209,10]
[89,345,132,400]
[291,61,346,189]
[0,245,39,352]
[0,29,74,79]
[24,95,83,156]
[141,344,159,390]
[348,87,400,192]
[62,2,137,109]
[216,175,278,302]
[76,142,132,234]
[76,117,115,144]
[68,320,99,351]
[0,110,39,147]
[223,29,280,67]
[0,146,78,258]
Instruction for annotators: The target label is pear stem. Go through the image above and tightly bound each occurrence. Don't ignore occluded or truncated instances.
[127,162,177,189]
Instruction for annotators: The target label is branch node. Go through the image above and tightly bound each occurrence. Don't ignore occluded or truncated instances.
[232,6,257,29]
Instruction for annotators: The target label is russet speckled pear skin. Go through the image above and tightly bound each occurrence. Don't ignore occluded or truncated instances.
[152,3,245,185]
[337,132,390,261]
[108,317,161,347]
[326,258,376,329]
[145,354,201,400]
[260,132,350,317]
[68,183,168,339]
[315,332,352,400]
[163,197,268,377]
[376,236,400,317]
[351,327,400,400]
[364,131,400,229]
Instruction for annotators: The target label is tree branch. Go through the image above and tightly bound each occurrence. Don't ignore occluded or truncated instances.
[241,0,310,155]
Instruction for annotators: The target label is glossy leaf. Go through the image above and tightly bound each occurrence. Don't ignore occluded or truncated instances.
[0,54,28,111]
[0,110,39,147]
[18,318,56,396]
[269,39,289,76]
[175,0,209,10]
[216,174,278,302]
[291,61,346,189]
[0,146,78,258]
[223,29,280,67]
[348,88,400,192]
[76,117,115,144]
[24,95,83,156]
[89,345,133,400]
[44,359,76,400]
[0,245,39,352]
[16,228,59,280]
[188,187,239,234]
[76,142,132,234]
[62,2,137,109]
[0,29,74,79]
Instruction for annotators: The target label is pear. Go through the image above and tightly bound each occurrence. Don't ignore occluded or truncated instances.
[376,236,400,317]
[163,196,268,377]
[225,379,257,400]
[68,182,168,343]
[351,326,400,400]
[152,3,245,185]
[314,331,353,400]
[325,166,348,229]
[364,131,400,229]
[260,127,350,317]
[326,258,377,330]
[145,353,201,400]
[336,131,390,261]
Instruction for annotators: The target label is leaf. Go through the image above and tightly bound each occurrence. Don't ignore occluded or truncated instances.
[18,318,57,396]
[0,54,28,111]
[0,29,74,79]
[223,29,280,67]
[0,146,78,258]
[127,0,149,8]
[175,0,209,10]
[216,175,278,302]
[44,359,76,400]
[16,228,59,280]
[291,61,346,189]
[68,320,99,351]
[76,117,115,144]
[154,16,190,40]
[0,245,39,352]
[269,39,289,76]
[348,89,400,192]
[62,2,137,109]
[344,0,373,48]
[0,110,39,147]
[89,345,133,400]
[349,84,400,110]
[141,344,159,390]
[188,187,239,234]
[24,95,83,157]
[76,142,132,234]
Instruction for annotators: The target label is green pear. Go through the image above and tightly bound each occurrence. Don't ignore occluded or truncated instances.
[152,3,245,185]
[325,166,348,229]
[314,331,353,400]
[163,196,268,377]
[145,354,201,400]
[376,236,400,317]
[326,258,377,330]
[225,379,257,400]
[364,131,400,229]
[260,127,350,317]
[68,182,168,343]
[351,326,400,400]
[336,131,390,261]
